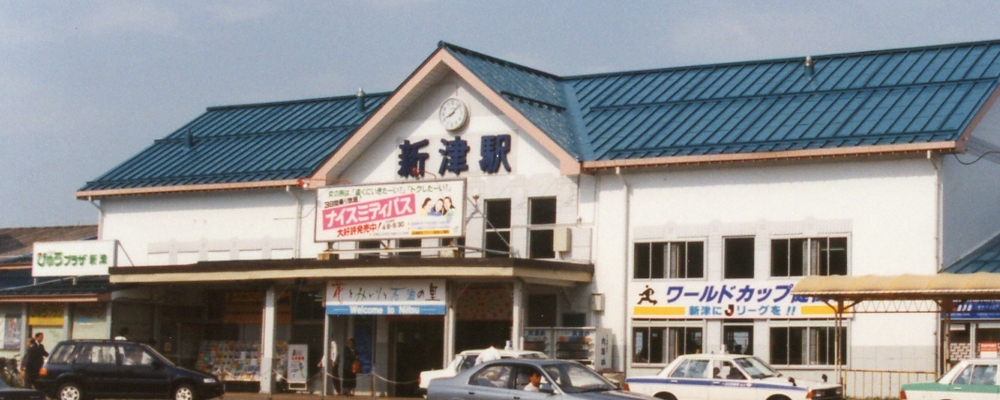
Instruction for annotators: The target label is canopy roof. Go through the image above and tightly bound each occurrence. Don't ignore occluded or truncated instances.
[791,272,1000,301]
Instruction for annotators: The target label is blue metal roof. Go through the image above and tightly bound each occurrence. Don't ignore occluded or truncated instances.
[80,94,387,191]
[82,40,1000,192]
[943,234,1000,274]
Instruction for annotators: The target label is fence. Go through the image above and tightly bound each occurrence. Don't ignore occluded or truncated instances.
[841,369,936,399]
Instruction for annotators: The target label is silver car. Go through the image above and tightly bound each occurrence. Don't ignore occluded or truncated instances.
[428,359,656,400]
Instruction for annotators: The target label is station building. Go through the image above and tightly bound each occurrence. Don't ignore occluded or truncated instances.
[45,39,1000,394]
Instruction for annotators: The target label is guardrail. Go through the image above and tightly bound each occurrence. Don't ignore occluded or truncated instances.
[841,369,937,399]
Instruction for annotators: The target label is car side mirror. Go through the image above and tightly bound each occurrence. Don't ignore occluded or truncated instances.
[539,383,555,394]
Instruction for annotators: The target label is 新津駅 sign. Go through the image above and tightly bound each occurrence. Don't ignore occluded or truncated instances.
[314,179,465,241]
[32,240,117,277]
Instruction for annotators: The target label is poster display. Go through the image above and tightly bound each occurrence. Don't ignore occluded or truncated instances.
[315,180,466,241]
[326,279,446,315]
[286,344,308,389]
[3,316,21,350]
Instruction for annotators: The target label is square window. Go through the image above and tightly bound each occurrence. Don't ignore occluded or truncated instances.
[529,198,557,225]
[634,241,704,279]
[771,237,848,277]
[529,229,555,259]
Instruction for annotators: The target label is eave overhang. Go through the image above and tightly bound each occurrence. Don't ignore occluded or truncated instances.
[109,257,593,288]
[791,273,1000,302]
[75,179,302,200]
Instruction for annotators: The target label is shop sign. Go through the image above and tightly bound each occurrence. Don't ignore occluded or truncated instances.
[29,304,63,326]
[325,279,445,315]
[952,300,1000,319]
[629,280,838,320]
[33,240,117,277]
[314,180,465,241]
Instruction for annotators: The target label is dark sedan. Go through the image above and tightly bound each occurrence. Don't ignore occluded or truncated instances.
[0,378,45,400]
[427,359,657,400]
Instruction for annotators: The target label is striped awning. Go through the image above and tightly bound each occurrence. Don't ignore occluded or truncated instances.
[791,272,1000,301]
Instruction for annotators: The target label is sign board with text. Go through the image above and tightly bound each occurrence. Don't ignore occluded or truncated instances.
[32,240,117,277]
[325,279,446,315]
[629,280,843,320]
[314,180,466,242]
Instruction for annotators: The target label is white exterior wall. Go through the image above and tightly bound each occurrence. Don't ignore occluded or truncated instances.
[603,157,942,376]
[101,189,324,265]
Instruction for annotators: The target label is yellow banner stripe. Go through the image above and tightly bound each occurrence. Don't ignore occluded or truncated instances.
[633,306,686,316]
[800,305,837,315]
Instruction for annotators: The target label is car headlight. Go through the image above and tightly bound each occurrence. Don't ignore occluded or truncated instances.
[204,377,217,384]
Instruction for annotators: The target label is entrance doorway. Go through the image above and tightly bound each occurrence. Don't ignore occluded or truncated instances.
[389,318,443,397]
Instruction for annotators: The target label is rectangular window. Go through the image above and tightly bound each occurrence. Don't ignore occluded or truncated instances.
[724,237,755,279]
[529,197,556,259]
[770,326,847,366]
[358,240,381,259]
[484,199,511,258]
[632,326,702,364]
[397,239,422,258]
[634,242,705,279]
[771,237,847,276]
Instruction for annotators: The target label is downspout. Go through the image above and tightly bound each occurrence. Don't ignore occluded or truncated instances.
[615,167,630,372]
[88,197,104,239]
[286,186,303,259]
[930,150,946,373]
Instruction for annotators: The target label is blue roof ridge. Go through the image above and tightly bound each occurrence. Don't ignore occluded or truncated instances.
[438,41,563,81]
[83,168,314,187]
[205,91,392,111]
[564,38,1000,82]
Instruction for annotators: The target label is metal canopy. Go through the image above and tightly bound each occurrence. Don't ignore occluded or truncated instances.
[791,272,1000,377]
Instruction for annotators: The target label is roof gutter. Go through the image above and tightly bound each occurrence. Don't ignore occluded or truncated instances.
[582,141,961,172]
[75,179,302,199]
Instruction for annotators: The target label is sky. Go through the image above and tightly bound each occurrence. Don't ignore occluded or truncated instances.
[4,0,1000,228]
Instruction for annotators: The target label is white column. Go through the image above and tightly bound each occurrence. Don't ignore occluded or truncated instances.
[444,283,456,366]
[511,280,524,349]
[323,314,330,396]
[260,286,278,394]
[63,304,72,340]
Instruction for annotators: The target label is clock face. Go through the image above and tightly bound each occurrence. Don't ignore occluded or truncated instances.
[439,98,469,131]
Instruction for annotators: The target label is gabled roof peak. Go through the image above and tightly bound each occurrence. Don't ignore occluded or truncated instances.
[438,41,562,81]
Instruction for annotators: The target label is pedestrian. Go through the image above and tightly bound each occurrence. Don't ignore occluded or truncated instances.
[319,340,340,395]
[20,332,48,388]
[114,327,130,340]
[343,338,358,396]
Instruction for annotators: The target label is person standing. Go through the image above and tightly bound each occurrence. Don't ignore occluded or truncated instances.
[21,332,48,388]
[320,340,340,395]
[343,338,358,396]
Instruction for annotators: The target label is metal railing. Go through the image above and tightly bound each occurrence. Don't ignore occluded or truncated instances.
[841,369,936,400]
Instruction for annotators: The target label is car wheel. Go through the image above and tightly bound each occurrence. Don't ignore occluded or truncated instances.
[58,382,83,400]
[654,393,677,400]
[174,384,197,400]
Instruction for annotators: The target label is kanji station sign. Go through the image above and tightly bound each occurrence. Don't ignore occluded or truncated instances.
[314,180,466,241]
[397,134,512,178]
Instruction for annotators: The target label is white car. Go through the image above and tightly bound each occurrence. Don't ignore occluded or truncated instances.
[418,348,547,395]
[625,354,843,400]
[901,359,998,400]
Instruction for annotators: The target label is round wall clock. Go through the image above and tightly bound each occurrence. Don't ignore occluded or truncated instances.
[438,98,469,131]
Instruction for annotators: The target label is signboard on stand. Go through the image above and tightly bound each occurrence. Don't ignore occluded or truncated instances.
[286,344,308,391]
[314,180,465,241]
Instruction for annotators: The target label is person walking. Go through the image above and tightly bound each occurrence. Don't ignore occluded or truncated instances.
[343,338,358,396]
[20,332,48,388]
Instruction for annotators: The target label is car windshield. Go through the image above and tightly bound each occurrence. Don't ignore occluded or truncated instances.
[732,357,779,379]
[541,363,616,394]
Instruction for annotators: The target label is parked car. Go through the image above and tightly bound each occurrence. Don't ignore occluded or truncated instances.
[0,378,45,400]
[625,354,843,400]
[33,340,224,400]
[900,359,999,400]
[418,348,547,395]
[428,358,656,400]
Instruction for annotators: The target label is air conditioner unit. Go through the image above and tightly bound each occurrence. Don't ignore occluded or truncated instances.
[553,227,571,252]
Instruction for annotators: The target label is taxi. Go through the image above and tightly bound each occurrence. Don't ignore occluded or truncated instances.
[625,354,843,400]
[901,359,999,400]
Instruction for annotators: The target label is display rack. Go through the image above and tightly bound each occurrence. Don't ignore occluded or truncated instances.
[195,340,289,382]
[522,327,612,369]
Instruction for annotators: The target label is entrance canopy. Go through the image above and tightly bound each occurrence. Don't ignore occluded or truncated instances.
[108,257,593,288]
[792,272,1000,301]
